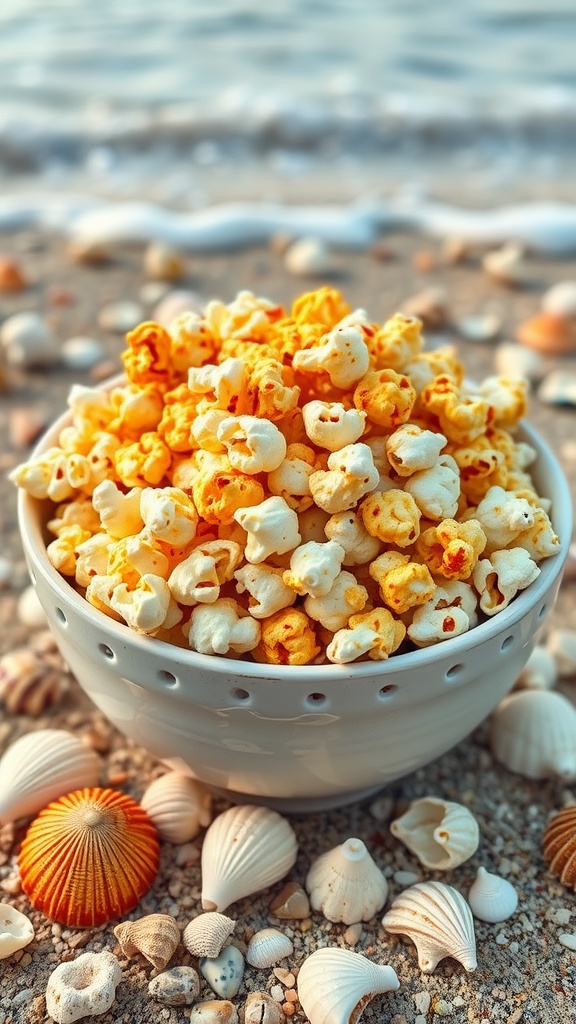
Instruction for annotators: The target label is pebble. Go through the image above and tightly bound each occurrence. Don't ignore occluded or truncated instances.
[457,313,502,342]
[517,312,576,355]
[411,249,437,273]
[284,236,334,277]
[393,870,420,887]
[482,242,527,287]
[17,585,48,628]
[67,238,111,265]
[148,966,200,1006]
[558,933,576,950]
[537,369,576,407]
[0,311,59,369]
[139,280,171,305]
[401,286,449,328]
[342,922,363,945]
[61,337,105,371]
[200,945,245,999]
[441,236,469,264]
[190,999,238,1024]
[414,991,431,1014]
[368,794,394,821]
[152,289,205,326]
[493,341,545,381]
[98,301,144,333]
[541,281,576,318]
[0,256,27,293]
[9,407,48,448]
[143,241,186,281]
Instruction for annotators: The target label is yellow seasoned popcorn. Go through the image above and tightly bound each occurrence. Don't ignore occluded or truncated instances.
[11,286,561,664]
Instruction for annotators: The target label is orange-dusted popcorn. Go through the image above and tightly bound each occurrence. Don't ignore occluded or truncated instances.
[369,550,436,614]
[122,321,174,387]
[156,383,204,452]
[115,432,172,488]
[108,383,165,438]
[450,436,508,505]
[347,606,406,660]
[477,375,527,429]
[368,313,423,372]
[66,383,114,432]
[107,535,170,589]
[415,518,487,581]
[359,489,421,548]
[402,346,464,394]
[192,458,266,526]
[168,310,217,372]
[252,607,320,666]
[204,289,284,344]
[46,523,92,576]
[244,357,300,421]
[419,374,493,445]
[291,286,351,330]
[353,368,416,430]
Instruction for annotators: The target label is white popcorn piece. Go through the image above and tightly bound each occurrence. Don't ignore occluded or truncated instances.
[168,540,243,605]
[470,485,536,553]
[309,443,379,515]
[9,448,76,503]
[85,573,124,621]
[302,400,366,452]
[68,433,120,494]
[75,532,113,588]
[304,570,368,631]
[67,382,112,427]
[407,604,471,648]
[404,454,461,521]
[283,540,346,598]
[108,534,170,582]
[184,597,261,655]
[292,324,370,388]
[110,573,172,634]
[216,414,287,473]
[190,409,228,452]
[187,357,246,410]
[140,486,198,545]
[267,447,316,511]
[324,510,383,566]
[234,496,301,564]
[473,548,540,616]
[234,563,297,618]
[386,423,448,477]
[514,507,561,562]
[326,624,380,664]
[92,480,144,539]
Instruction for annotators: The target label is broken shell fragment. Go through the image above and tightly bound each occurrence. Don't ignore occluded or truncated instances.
[542,281,576,318]
[200,944,245,999]
[148,965,201,1005]
[0,903,34,958]
[45,950,122,1024]
[493,342,545,382]
[305,836,388,924]
[490,689,576,781]
[538,370,576,407]
[114,913,180,970]
[297,946,399,1024]
[482,242,527,287]
[246,927,294,968]
[183,912,236,958]
[244,992,285,1024]
[382,880,477,974]
[269,881,310,919]
[390,796,479,870]
[467,866,518,923]
[542,805,576,889]
[190,1000,239,1024]
[140,771,212,843]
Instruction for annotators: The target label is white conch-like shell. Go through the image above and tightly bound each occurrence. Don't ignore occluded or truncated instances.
[305,837,388,924]
[297,947,399,1024]
[183,912,236,958]
[490,689,576,780]
[0,728,101,824]
[382,881,477,974]
[467,866,518,923]
[201,805,298,913]
[390,796,479,870]
[0,903,34,958]
[140,772,212,843]
[246,927,293,968]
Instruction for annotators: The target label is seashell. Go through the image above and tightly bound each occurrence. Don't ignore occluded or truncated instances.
[144,240,186,281]
[542,805,576,889]
[516,312,576,355]
[200,944,245,999]
[190,999,239,1024]
[305,836,388,924]
[0,728,101,825]
[97,300,144,333]
[390,797,479,870]
[490,689,576,780]
[244,991,284,1024]
[482,242,528,287]
[45,949,122,1024]
[542,280,576,318]
[467,866,518,923]
[200,804,298,913]
[0,311,59,368]
[538,369,576,407]
[0,903,34,958]
[153,288,205,326]
[297,947,399,1024]
[19,786,159,927]
[401,287,449,328]
[514,645,557,691]
[9,405,49,448]
[457,313,502,343]
[382,880,477,973]
[284,236,335,277]
[61,336,105,371]
[114,913,180,970]
[140,771,212,843]
[269,880,310,919]
[183,912,235,958]
[0,647,63,716]
[493,341,545,382]
[17,584,48,628]
[67,238,112,265]
[547,628,576,678]
[246,927,293,968]
[148,965,200,1005]
[0,256,27,293]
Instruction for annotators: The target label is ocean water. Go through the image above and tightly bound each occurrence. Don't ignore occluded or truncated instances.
[1,0,575,195]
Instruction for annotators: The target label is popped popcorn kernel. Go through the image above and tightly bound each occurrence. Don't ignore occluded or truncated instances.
[185,597,261,656]
[107,534,170,589]
[359,489,421,548]
[473,548,540,616]
[304,570,369,632]
[188,357,247,415]
[324,510,383,566]
[168,309,217,371]
[92,480,144,539]
[346,606,406,660]
[267,442,320,511]
[46,523,92,576]
[407,581,478,648]
[309,443,379,515]
[353,367,416,430]
[465,485,535,554]
[369,550,436,614]
[192,457,265,525]
[217,414,287,474]
[115,432,172,488]
[477,375,528,429]
[235,563,297,619]
[168,539,243,605]
[415,518,487,581]
[140,486,198,546]
[368,313,423,371]
[234,496,301,563]
[403,453,461,521]
[253,607,320,666]
[9,447,76,503]
[110,572,173,634]
[283,540,346,598]
[386,423,447,477]
[302,400,366,452]
[123,320,174,387]
[419,374,493,445]
[293,324,370,389]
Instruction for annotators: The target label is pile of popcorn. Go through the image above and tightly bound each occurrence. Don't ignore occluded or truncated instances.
[11,287,561,665]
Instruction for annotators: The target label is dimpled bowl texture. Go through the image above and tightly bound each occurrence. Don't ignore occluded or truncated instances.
[18,410,572,812]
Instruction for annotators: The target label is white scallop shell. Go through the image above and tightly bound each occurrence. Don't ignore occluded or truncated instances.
[0,728,101,825]
[183,912,236,958]
[514,646,557,691]
[382,881,477,974]
[490,689,576,780]
[467,866,518,923]
[0,903,34,958]
[201,805,298,913]
[246,927,293,968]
[297,947,399,1024]
[305,837,388,924]
[390,797,479,870]
[140,772,212,843]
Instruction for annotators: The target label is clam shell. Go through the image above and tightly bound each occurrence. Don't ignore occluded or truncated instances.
[114,913,180,970]
[0,903,34,958]
[305,836,388,924]
[490,690,576,780]
[183,912,236,958]
[514,645,557,691]
[297,947,399,1024]
[19,787,159,927]
[547,628,576,678]
[0,648,63,716]
[246,927,293,968]
[467,866,518,923]
[543,805,576,889]
[390,797,479,870]
[0,728,101,825]
[516,312,576,354]
[382,880,477,974]
[201,805,298,913]
[140,771,212,843]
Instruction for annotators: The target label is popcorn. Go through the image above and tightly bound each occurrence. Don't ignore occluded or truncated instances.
[407,581,479,648]
[466,485,535,553]
[157,383,203,452]
[415,518,487,581]
[403,454,461,521]
[324,510,383,566]
[244,358,300,421]
[109,573,172,634]
[512,506,561,562]
[168,540,243,605]
[451,437,508,506]
[252,608,319,666]
[419,374,492,445]
[217,415,287,474]
[115,433,172,488]
[368,313,423,371]
[92,480,144,539]
[108,383,165,438]
[386,423,447,477]
[123,321,174,387]
[187,357,247,414]
[107,535,170,589]
[185,598,261,656]
[302,400,366,452]
[332,607,406,662]
[267,442,320,511]
[140,486,198,546]
[369,551,436,614]
[476,375,527,429]
[191,455,265,525]
[47,497,101,537]
[168,310,216,371]
[69,433,121,495]
[67,383,113,430]
[283,540,346,598]
[403,346,463,394]
[190,409,229,452]
[293,324,370,389]
[304,570,368,631]
[46,524,92,576]
[234,496,301,563]
[309,443,379,514]
[359,489,421,548]
[326,623,381,664]
[204,289,283,343]
[234,563,297,618]
[9,448,76,503]
[353,368,416,430]
[75,533,113,588]
[473,548,540,616]
[298,506,331,545]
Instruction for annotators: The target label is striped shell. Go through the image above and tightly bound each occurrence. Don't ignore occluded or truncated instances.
[305,837,388,924]
[390,797,479,870]
[543,805,576,889]
[246,927,293,968]
[490,690,576,781]
[114,913,180,970]
[19,787,159,927]
[382,881,477,973]
[183,912,236,958]
[140,772,212,843]
[467,867,518,923]
[0,647,63,716]
[297,947,399,1024]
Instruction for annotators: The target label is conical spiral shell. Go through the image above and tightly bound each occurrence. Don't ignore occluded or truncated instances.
[490,690,576,781]
[390,797,479,870]
[0,728,101,824]
[382,881,477,973]
[305,837,388,924]
[140,772,212,843]
[201,805,298,913]
[543,805,576,889]
[297,947,399,1024]
[467,867,518,923]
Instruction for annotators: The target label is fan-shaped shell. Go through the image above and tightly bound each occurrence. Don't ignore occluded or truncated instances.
[390,797,479,870]
[305,837,388,924]
[200,805,298,913]
[543,805,576,888]
[0,729,101,825]
[382,881,477,973]
[0,903,34,958]
[183,912,236,958]
[467,867,518,923]
[490,690,576,780]
[297,947,399,1024]
[140,772,212,843]
[19,787,160,927]
[246,927,293,968]
[114,913,180,970]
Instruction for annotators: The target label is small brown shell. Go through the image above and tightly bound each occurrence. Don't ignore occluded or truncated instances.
[114,913,180,970]
[183,912,236,958]
[542,806,576,888]
[0,648,63,716]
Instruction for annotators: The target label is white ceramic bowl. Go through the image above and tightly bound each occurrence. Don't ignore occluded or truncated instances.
[18,412,572,812]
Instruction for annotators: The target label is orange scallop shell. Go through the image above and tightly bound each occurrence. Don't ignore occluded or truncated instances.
[516,312,576,355]
[542,805,576,889]
[18,787,160,927]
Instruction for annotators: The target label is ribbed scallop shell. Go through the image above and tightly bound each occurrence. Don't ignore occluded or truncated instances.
[390,797,479,870]
[140,772,212,843]
[19,787,160,927]
[467,867,518,923]
[297,947,399,1024]
[382,881,477,973]
[183,912,236,958]
[114,913,180,970]
[246,927,293,968]
[491,690,576,780]
[201,805,298,913]
[543,805,576,888]
[0,729,101,825]
[305,837,388,924]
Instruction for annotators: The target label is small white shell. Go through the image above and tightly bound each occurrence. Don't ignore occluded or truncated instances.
[201,805,298,913]
[542,280,576,318]
[0,903,34,958]
[514,646,558,690]
[390,797,479,870]
[200,945,245,999]
[0,728,101,824]
[183,912,236,958]
[140,772,212,843]
[547,628,576,678]
[45,950,122,1024]
[297,947,399,1024]
[305,836,388,924]
[493,342,545,382]
[268,881,310,919]
[382,881,477,974]
[467,866,518,923]
[490,690,576,780]
[246,927,293,968]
